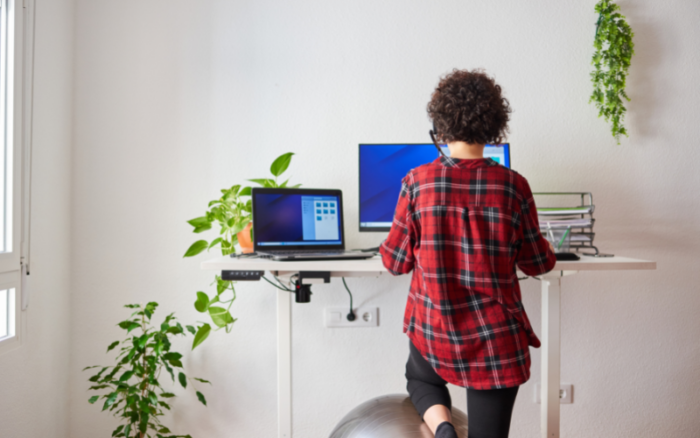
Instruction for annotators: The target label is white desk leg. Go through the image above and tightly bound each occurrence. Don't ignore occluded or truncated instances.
[278,290,292,438]
[541,277,561,438]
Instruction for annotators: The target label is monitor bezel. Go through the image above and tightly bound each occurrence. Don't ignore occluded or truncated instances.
[358,143,511,233]
[252,187,346,251]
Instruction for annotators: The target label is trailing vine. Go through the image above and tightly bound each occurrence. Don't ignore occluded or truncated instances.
[183,153,299,349]
[590,0,635,143]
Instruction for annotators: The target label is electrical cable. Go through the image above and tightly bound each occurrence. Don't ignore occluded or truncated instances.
[341,278,356,321]
[272,275,293,291]
[262,276,292,292]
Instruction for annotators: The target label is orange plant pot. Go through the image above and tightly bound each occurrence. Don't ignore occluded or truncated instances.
[237,222,254,254]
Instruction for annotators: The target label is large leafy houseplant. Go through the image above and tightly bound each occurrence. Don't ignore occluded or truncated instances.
[183,153,299,349]
[84,302,209,438]
[590,0,635,143]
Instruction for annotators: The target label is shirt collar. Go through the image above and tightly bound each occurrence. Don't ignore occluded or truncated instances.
[437,156,499,169]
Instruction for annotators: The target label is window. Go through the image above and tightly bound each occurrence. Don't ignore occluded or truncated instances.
[0,288,15,340]
[0,0,33,354]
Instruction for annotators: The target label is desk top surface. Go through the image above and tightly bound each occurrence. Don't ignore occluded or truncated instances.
[201,254,656,273]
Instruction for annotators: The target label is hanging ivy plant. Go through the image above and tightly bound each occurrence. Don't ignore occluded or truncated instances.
[590,0,635,144]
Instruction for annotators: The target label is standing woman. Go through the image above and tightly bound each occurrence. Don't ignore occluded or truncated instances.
[380,69,556,438]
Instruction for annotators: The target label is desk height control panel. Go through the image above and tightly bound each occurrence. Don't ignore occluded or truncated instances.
[221,270,264,281]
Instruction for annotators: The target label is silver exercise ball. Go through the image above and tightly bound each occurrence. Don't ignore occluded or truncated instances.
[328,394,468,438]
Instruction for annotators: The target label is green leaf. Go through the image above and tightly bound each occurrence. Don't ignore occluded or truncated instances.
[164,362,175,382]
[194,292,210,313]
[187,216,211,228]
[192,324,211,350]
[178,372,187,389]
[88,395,100,404]
[248,178,275,188]
[238,186,252,196]
[196,391,207,406]
[243,199,252,213]
[216,278,230,295]
[184,240,208,257]
[157,426,171,434]
[208,237,223,250]
[136,335,148,349]
[194,377,211,384]
[270,152,294,177]
[118,370,134,382]
[102,392,119,411]
[160,392,175,398]
[127,322,140,333]
[83,365,99,371]
[169,358,184,368]
[186,325,196,335]
[193,224,212,233]
[207,306,226,315]
[118,320,133,329]
[167,325,184,335]
[163,352,182,361]
[106,341,120,352]
[111,425,124,437]
[229,219,249,236]
[210,309,235,328]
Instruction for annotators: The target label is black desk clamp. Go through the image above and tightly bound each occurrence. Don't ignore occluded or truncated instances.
[293,271,331,303]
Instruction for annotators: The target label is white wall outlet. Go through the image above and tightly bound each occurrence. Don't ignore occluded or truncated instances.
[534,383,573,404]
[324,306,379,328]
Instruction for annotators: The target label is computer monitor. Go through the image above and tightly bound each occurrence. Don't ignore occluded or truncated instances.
[358,143,511,232]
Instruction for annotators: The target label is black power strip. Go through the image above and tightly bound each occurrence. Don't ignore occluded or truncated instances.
[221,270,264,281]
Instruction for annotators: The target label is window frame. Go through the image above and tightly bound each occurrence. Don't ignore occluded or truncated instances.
[0,0,32,355]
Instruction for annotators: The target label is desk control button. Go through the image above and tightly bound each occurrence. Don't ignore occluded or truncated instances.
[221,270,264,281]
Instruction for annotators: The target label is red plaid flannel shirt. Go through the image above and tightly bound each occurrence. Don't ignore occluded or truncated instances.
[380,156,556,389]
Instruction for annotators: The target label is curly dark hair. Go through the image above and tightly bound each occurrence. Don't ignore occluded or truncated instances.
[427,69,511,145]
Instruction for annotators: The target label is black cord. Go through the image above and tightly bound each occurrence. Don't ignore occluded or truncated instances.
[341,278,356,321]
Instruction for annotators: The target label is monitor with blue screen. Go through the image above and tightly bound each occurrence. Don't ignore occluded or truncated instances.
[358,143,511,232]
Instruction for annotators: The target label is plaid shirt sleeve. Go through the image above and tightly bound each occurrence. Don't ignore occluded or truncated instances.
[515,177,556,276]
[380,173,417,275]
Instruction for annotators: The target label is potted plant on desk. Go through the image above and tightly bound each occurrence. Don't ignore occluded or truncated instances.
[182,152,300,348]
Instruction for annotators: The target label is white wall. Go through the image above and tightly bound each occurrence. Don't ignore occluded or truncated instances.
[0,1,74,437]
[69,1,700,437]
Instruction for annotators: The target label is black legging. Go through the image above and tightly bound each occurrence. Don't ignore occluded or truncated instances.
[405,341,520,438]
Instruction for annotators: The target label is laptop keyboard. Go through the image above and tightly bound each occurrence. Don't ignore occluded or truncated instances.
[265,250,347,255]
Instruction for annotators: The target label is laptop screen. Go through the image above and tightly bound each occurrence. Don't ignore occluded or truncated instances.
[253,189,344,248]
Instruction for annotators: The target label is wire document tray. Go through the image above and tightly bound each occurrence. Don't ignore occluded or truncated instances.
[534,192,600,255]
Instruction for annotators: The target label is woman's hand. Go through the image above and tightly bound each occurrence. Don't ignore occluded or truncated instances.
[548,241,555,253]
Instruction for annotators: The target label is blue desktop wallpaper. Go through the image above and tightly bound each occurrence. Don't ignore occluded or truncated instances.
[359,144,510,228]
[359,145,440,224]
[254,193,342,245]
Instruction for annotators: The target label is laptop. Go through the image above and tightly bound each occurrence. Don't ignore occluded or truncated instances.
[252,187,374,261]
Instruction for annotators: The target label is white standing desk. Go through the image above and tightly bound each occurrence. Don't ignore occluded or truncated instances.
[201,255,656,438]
